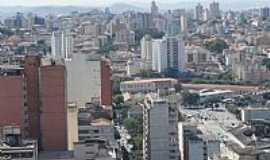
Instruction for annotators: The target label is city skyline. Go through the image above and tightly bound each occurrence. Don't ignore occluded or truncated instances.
[1,0,270,159]
[1,0,270,9]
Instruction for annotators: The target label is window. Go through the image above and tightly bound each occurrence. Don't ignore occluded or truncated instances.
[187,54,194,63]
[78,130,89,134]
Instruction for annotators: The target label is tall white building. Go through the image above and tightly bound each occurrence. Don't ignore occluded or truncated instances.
[209,1,221,19]
[143,93,179,160]
[141,35,153,61]
[180,15,188,33]
[152,38,167,72]
[151,35,185,72]
[151,1,159,16]
[51,31,73,59]
[195,3,204,22]
[140,35,153,73]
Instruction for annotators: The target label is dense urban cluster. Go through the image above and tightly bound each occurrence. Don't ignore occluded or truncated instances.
[1,1,270,160]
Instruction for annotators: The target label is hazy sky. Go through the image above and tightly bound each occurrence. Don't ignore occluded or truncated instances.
[1,0,269,8]
[0,0,232,6]
[2,0,158,6]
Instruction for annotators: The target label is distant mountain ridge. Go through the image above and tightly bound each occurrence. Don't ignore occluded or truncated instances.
[0,6,95,19]
[0,0,270,19]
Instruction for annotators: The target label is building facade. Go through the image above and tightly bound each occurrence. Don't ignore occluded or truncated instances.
[51,31,74,60]
[39,64,67,151]
[66,54,112,108]
[143,94,179,160]
[152,38,167,72]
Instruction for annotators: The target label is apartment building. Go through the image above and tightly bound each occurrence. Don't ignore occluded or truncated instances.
[178,123,221,160]
[0,56,68,151]
[143,93,179,160]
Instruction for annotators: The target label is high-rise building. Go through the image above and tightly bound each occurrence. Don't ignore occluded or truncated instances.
[34,15,45,25]
[141,35,153,61]
[261,7,270,19]
[39,64,67,151]
[0,56,68,151]
[26,13,34,30]
[51,31,73,60]
[0,75,25,135]
[195,3,204,21]
[209,1,221,19]
[166,35,186,71]
[166,11,181,36]
[4,17,16,28]
[135,13,153,30]
[15,12,24,28]
[151,35,185,72]
[204,8,210,21]
[180,15,188,33]
[179,123,221,160]
[143,93,179,160]
[65,54,112,108]
[101,59,113,106]
[114,29,135,46]
[152,38,168,72]
[151,1,159,16]
[24,55,41,140]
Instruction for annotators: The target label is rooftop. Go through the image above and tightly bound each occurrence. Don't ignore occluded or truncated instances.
[121,78,177,85]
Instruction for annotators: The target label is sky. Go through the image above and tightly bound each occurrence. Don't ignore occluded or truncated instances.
[0,0,237,6]
[0,0,269,9]
[1,0,151,6]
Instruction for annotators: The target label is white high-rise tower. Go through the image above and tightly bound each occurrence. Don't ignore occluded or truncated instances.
[51,31,73,60]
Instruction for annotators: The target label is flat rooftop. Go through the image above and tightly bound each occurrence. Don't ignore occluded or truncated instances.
[182,83,259,92]
[121,78,177,84]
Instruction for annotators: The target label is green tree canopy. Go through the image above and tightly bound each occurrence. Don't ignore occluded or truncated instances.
[262,58,270,70]
[113,94,124,106]
[182,91,200,105]
[205,39,229,53]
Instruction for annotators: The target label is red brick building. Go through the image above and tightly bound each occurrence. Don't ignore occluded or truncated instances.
[24,55,41,140]
[0,56,68,151]
[39,65,67,151]
[0,76,25,133]
[101,59,112,106]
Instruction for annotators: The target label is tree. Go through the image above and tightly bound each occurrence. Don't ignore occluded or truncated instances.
[205,39,228,54]
[262,58,270,70]
[134,28,165,45]
[113,94,124,106]
[263,92,270,100]
[140,70,162,78]
[182,92,200,105]
[123,118,137,132]
[123,117,143,133]
[0,28,14,37]
[174,83,182,92]
[132,134,143,150]
[225,104,240,117]
[97,39,118,54]
[15,46,25,55]
[112,80,121,95]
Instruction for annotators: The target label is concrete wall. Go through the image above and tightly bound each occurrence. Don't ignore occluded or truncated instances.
[66,54,101,108]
